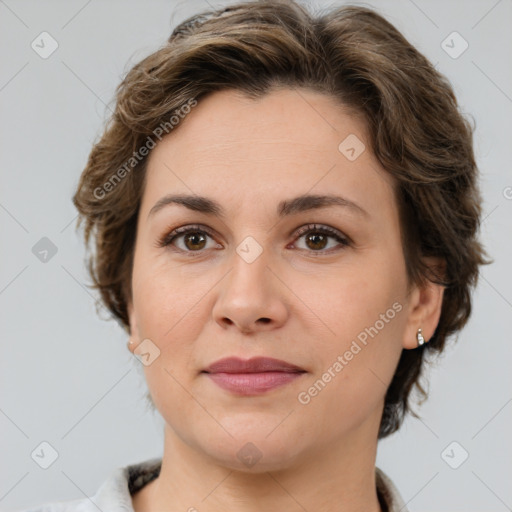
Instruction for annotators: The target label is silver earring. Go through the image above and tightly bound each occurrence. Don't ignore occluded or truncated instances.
[417,328,425,346]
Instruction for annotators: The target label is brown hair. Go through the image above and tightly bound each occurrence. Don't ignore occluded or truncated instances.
[73,0,488,438]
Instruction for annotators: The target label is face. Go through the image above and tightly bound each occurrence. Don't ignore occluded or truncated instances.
[127,87,434,471]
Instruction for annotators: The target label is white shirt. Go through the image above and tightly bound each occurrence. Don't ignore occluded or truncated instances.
[18,457,409,512]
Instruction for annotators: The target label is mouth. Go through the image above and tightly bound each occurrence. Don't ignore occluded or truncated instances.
[201,356,306,396]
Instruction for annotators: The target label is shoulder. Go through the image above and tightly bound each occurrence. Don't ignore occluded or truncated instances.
[13,498,94,512]
[375,466,409,512]
[13,458,162,512]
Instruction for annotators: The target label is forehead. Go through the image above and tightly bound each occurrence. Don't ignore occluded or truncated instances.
[142,88,395,218]
[151,88,369,156]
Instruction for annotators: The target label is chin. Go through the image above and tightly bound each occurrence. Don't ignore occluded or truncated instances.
[197,428,306,473]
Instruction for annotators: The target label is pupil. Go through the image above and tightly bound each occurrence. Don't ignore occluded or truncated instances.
[185,232,206,250]
[307,233,327,250]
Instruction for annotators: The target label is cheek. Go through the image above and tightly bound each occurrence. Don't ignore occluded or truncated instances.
[294,291,406,438]
[131,248,196,335]
[297,248,408,402]
[132,260,205,429]
[304,249,407,343]
[131,250,212,375]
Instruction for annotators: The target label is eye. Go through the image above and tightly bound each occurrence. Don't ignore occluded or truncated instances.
[291,223,350,253]
[156,223,350,255]
[156,224,220,253]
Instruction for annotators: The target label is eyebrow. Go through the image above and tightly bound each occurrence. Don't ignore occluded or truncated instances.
[147,193,368,220]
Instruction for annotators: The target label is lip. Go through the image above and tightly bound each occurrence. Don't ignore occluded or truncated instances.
[202,357,306,396]
[203,356,305,374]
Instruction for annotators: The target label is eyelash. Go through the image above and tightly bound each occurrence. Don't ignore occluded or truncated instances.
[155,223,351,256]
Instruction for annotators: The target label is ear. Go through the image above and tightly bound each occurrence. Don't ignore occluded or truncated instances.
[126,300,140,353]
[402,258,445,350]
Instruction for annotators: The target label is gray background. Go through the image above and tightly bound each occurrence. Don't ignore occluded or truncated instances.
[1,0,511,510]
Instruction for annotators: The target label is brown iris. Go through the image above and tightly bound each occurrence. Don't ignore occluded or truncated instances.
[184,232,207,251]
[305,232,328,251]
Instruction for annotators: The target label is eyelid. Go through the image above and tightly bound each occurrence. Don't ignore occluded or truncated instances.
[292,223,351,245]
[154,223,217,249]
[156,223,351,253]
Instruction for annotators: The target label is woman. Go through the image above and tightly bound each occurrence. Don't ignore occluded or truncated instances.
[22,0,487,511]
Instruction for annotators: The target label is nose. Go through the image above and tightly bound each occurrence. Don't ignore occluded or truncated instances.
[212,245,289,334]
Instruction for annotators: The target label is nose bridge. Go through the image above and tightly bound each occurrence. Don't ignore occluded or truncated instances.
[228,233,273,298]
[212,231,288,332]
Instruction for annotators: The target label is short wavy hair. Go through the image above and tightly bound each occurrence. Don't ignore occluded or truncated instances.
[73,0,488,438]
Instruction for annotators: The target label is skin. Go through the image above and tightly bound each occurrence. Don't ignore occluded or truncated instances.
[127,87,444,512]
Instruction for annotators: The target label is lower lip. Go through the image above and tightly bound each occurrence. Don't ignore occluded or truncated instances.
[204,371,305,395]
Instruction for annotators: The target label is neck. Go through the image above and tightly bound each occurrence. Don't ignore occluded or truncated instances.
[134,414,383,512]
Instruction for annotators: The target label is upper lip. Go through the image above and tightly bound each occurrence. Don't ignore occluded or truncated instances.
[203,356,306,374]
